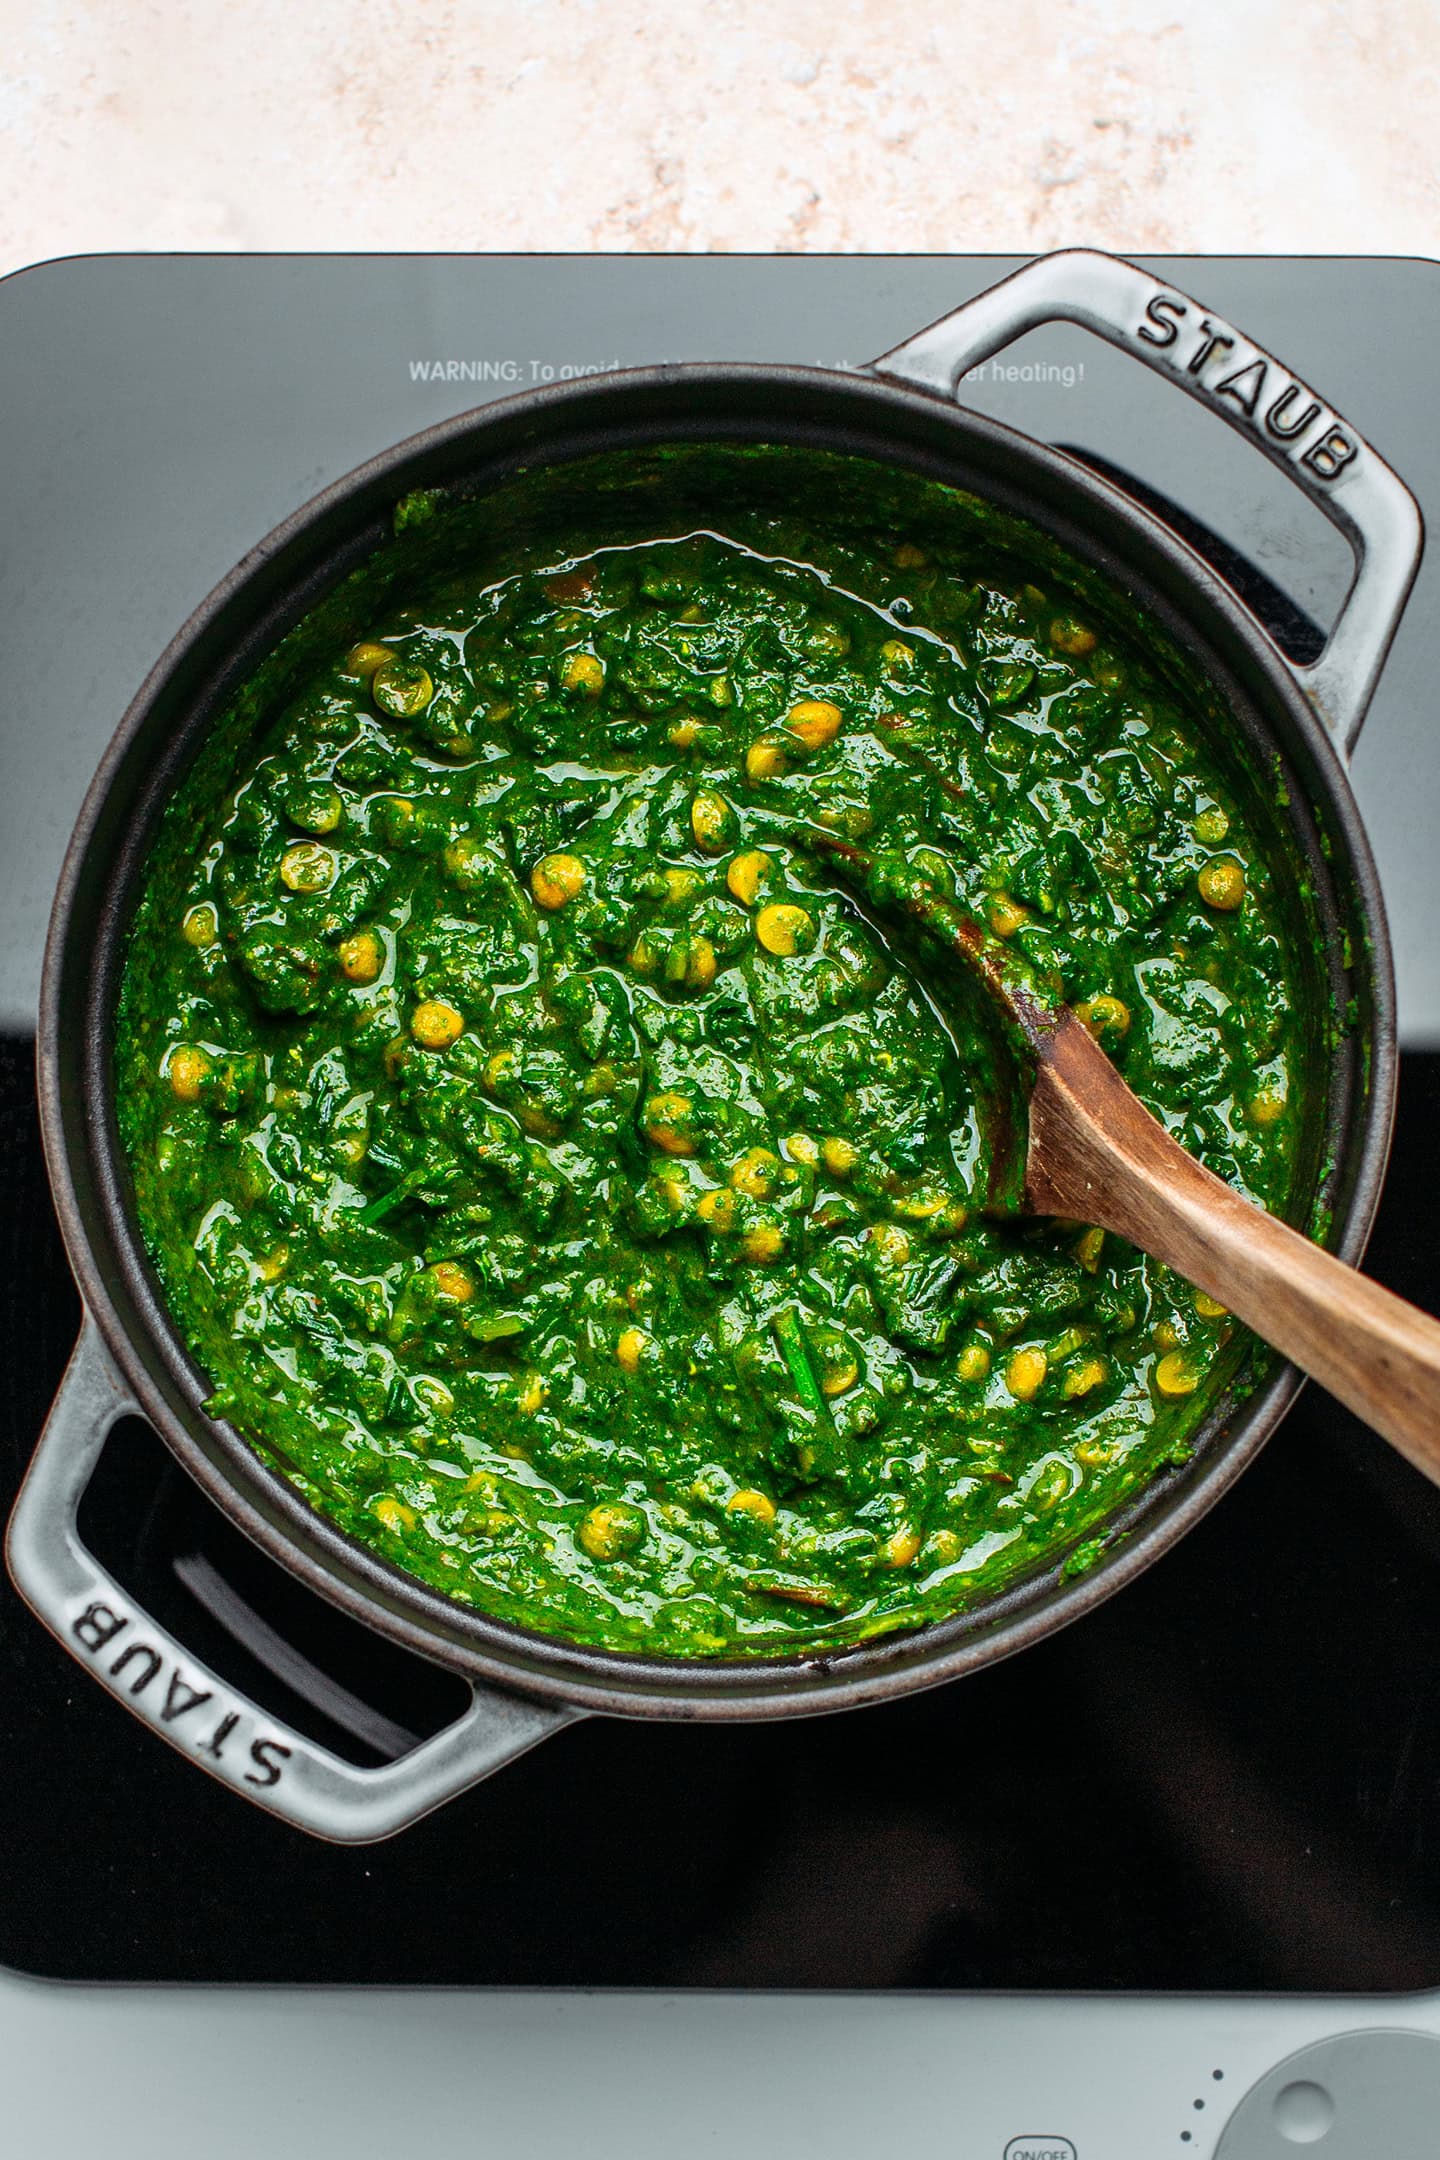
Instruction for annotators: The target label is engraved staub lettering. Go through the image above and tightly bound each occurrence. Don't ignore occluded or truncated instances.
[109,1642,163,1695]
[201,1712,241,1762]
[1186,318,1236,375]
[73,1600,128,1654]
[1137,291,1187,347]
[69,1600,294,1795]
[1126,296,1354,487]
[1265,382,1323,441]
[245,1737,293,1789]
[160,1671,213,1724]
[1302,427,1357,479]
[1214,357,1267,417]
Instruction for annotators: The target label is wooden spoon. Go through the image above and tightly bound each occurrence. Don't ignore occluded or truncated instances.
[805,830,1440,1491]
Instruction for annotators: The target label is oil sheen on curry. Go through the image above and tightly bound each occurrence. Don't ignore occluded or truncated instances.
[116,471,1304,1657]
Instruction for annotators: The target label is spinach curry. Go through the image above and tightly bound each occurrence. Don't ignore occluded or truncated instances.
[115,450,1310,1658]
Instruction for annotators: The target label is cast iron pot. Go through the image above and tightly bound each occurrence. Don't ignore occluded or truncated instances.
[6,251,1424,1842]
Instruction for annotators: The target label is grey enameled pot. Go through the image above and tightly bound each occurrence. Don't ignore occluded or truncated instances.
[6,251,1423,1841]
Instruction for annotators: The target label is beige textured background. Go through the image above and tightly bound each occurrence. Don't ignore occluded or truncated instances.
[0,0,1435,271]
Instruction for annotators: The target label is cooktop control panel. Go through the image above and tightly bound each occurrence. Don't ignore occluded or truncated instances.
[1214,2028,1440,2155]
[4,1976,1440,2158]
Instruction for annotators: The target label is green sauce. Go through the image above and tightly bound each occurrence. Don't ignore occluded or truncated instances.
[115,458,1307,1657]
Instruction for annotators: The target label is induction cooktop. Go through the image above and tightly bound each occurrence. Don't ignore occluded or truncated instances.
[4,251,1440,2160]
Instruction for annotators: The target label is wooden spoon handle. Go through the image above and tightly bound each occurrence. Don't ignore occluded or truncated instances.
[1028,1013,1440,1488]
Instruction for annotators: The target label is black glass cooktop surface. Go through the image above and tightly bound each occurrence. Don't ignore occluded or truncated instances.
[3,253,1439,1990]
[6,1042,1440,1988]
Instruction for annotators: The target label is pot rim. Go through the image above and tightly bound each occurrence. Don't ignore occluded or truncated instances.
[37,358,1398,1720]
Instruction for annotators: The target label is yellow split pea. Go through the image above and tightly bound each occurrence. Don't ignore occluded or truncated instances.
[410,999,465,1049]
[280,842,336,894]
[644,1092,696,1156]
[867,1222,910,1266]
[729,1147,781,1199]
[1155,1351,1201,1398]
[739,1220,785,1263]
[430,1261,474,1302]
[755,903,815,957]
[1248,1087,1286,1127]
[1005,1347,1048,1402]
[668,936,717,992]
[957,1343,991,1383]
[289,785,343,836]
[1198,858,1246,911]
[744,735,790,782]
[560,652,605,695]
[696,1186,739,1231]
[344,640,393,678]
[181,903,218,948]
[817,1342,860,1396]
[1049,616,1097,658]
[531,853,586,909]
[167,1045,211,1102]
[1075,995,1130,1043]
[726,850,774,907]
[784,699,843,750]
[578,1503,644,1561]
[987,894,1029,939]
[616,1326,650,1373]
[1063,1357,1108,1400]
[690,789,735,853]
[663,866,702,904]
[338,929,385,984]
[371,661,433,719]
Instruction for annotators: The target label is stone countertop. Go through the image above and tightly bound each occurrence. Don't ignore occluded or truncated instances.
[0,0,1435,272]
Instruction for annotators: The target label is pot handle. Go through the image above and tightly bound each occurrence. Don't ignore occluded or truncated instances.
[870,248,1423,757]
[5,1321,580,1844]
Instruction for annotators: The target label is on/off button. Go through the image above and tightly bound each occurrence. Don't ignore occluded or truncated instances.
[1003,2141,1079,2160]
